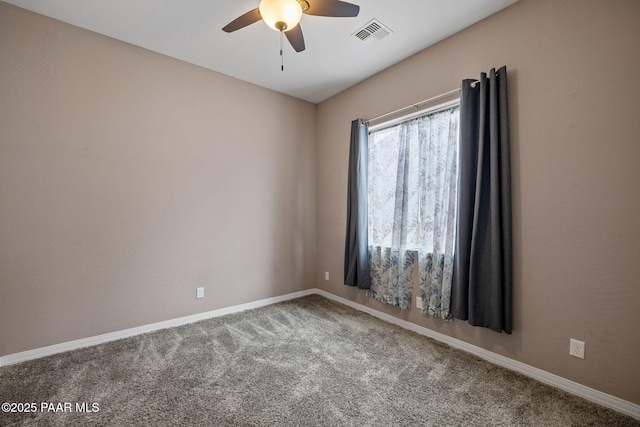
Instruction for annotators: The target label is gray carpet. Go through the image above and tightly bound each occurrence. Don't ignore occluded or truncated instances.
[1,295,638,426]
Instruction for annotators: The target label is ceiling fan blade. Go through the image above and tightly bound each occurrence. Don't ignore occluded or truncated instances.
[222,8,262,32]
[285,24,306,52]
[303,0,360,17]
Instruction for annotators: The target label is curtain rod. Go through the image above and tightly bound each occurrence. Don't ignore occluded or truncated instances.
[364,87,459,125]
[364,81,479,125]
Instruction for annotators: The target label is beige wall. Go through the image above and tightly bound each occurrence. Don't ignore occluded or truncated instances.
[316,0,640,404]
[0,3,316,356]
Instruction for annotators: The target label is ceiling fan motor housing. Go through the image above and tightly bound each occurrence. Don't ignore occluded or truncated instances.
[297,0,311,12]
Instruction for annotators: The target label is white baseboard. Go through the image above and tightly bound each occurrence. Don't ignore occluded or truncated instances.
[314,289,640,420]
[1,287,638,420]
[0,289,315,367]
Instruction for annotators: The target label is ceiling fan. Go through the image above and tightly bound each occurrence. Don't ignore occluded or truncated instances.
[222,0,360,53]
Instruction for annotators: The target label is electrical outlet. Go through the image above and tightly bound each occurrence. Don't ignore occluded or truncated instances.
[196,287,204,299]
[415,296,423,310]
[324,271,329,281]
[569,339,585,359]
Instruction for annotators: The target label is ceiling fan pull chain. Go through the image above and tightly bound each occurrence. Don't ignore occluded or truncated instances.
[280,30,284,71]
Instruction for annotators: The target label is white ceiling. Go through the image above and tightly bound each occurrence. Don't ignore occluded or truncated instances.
[4,0,518,103]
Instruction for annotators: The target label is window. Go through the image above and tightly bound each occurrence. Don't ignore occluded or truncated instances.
[367,102,460,317]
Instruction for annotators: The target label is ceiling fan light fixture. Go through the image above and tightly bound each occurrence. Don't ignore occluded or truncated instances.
[259,0,303,32]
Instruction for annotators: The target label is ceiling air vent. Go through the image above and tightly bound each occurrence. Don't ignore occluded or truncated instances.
[352,19,393,46]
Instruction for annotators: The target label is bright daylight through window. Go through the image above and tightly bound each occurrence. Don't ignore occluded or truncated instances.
[367,102,460,316]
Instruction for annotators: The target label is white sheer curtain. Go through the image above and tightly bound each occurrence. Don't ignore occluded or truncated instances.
[368,106,459,319]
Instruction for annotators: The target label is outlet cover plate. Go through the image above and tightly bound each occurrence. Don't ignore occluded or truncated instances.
[196,287,204,299]
[415,296,423,310]
[570,338,585,359]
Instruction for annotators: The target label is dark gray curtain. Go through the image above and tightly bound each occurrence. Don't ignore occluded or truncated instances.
[452,66,513,333]
[344,119,370,289]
